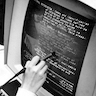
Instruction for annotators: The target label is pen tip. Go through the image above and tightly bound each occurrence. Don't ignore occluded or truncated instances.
[52,51,55,56]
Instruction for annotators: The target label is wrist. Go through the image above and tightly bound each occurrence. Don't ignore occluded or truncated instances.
[21,84,37,93]
[16,87,37,96]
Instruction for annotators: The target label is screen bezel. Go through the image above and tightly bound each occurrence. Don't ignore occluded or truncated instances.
[5,0,96,96]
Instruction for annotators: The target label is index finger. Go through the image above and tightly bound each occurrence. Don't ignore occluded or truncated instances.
[28,56,40,67]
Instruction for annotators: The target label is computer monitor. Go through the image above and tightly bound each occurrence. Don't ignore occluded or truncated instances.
[4,0,96,96]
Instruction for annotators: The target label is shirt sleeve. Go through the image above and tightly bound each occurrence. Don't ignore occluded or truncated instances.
[16,87,37,96]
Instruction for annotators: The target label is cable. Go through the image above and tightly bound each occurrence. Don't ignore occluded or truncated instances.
[0,52,56,89]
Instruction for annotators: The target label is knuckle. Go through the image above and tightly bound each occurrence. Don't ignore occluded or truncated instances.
[26,66,31,71]
[32,66,38,73]
[38,71,43,76]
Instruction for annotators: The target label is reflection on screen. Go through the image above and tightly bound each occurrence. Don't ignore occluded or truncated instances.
[21,0,95,96]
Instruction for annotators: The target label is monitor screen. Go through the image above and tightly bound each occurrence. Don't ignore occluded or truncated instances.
[5,0,96,96]
[21,0,95,96]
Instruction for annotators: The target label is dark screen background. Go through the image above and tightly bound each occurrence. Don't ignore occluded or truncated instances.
[21,0,95,96]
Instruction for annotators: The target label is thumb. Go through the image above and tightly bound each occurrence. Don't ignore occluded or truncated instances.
[25,61,31,68]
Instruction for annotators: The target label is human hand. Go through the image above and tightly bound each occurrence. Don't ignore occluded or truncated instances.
[21,56,48,93]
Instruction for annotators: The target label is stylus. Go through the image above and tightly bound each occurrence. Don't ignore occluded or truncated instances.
[0,52,55,89]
